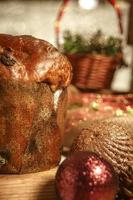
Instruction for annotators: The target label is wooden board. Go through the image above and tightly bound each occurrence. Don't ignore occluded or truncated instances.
[0,167,57,200]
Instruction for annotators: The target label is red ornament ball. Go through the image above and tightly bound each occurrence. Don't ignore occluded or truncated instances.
[55,152,118,200]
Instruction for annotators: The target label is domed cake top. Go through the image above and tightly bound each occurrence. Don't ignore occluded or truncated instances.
[0,34,72,90]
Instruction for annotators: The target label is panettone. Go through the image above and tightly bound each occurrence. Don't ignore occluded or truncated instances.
[0,34,72,174]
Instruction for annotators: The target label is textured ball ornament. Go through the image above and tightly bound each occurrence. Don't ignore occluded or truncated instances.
[55,152,118,200]
[71,119,133,199]
[105,116,133,133]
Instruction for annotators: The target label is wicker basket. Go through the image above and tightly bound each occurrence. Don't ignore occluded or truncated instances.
[66,53,122,90]
[55,0,124,91]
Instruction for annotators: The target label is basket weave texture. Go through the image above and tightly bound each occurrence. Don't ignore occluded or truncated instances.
[67,53,122,90]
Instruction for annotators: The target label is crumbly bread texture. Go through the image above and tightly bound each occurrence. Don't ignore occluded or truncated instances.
[0,34,72,173]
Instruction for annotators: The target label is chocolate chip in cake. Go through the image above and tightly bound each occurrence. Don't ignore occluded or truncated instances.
[29,139,38,154]
[4,47,12,53]
[0,53,16,67]
[0,155,6,166]
[0,149,11,162]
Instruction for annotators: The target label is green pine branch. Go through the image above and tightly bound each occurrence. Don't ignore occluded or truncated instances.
[62,30,122,57]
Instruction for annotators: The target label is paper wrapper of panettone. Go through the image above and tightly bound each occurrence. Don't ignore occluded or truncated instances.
[71,119,133,199]
[0,34,72,174]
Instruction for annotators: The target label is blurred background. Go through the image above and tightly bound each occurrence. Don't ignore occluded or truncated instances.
[0,0,132,92]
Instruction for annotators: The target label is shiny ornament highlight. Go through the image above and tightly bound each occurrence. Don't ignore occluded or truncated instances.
[56,152,118,200]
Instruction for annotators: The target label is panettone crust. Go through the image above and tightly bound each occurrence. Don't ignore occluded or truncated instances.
[0,34,72,91]
[0,34,72,173]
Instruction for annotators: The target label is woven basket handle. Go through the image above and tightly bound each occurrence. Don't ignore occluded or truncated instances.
[54,0,123,49]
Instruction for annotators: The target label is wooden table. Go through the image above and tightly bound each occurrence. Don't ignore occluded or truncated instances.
[0,167,57,200]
